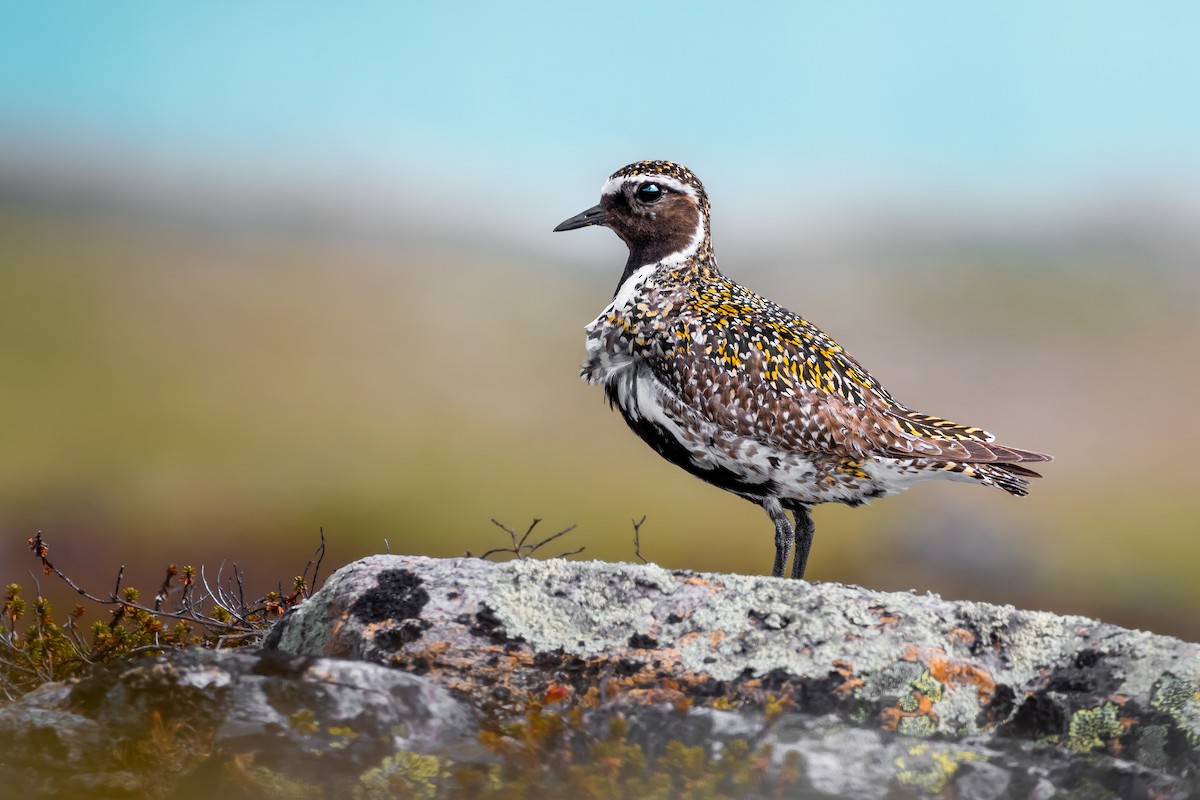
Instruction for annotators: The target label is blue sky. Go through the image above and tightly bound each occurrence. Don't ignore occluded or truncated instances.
[1,2,1198,205]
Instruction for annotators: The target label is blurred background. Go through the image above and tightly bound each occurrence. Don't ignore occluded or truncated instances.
[1,3,1198,639]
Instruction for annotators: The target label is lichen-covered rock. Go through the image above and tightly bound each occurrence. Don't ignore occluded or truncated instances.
[8,556,1196,798]
[0,647,479,798]
[612,705,1193,800]
[265,554,1200,793]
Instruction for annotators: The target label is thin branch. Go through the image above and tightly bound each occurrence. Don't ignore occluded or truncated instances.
[517,518,542,551]
[28,533,111,604]
[632,516,648,564]
[525,523,578,557]
[479,518,584,561]
[312,528,327,591]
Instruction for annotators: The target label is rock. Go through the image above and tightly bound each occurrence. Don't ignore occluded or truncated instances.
[608,705,1194,799]
[0,647,479,798]
[5,555,1199,798]
[263,554,1200,796]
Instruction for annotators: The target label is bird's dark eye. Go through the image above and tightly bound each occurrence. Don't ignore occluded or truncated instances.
[636,183,663,203]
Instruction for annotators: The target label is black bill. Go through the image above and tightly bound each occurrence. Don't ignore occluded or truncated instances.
[553,203,609,232]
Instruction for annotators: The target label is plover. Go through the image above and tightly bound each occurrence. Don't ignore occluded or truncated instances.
[554,160,1051,580]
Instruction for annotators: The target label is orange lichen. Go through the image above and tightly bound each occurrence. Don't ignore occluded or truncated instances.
[880,693,937,731]
[945,627,977,648]
[926,656,997,703]
[866,606,901,629]
[830,660,864,699]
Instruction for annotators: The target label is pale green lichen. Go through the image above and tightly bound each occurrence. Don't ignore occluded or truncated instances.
[1066,703,1124,752]
[910,669,943,702]
[934,683,993,736]
[889,669,944,735]
[489,559,676,656]
[486,559,957,681]
[1150,675,1200,748]
[893,743,985,792]
[897,715,937,737]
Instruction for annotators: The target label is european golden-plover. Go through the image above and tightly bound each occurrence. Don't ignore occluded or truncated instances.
[554,160,1051,579]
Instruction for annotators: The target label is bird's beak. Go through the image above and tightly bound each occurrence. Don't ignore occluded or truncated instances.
[553,204,609,232]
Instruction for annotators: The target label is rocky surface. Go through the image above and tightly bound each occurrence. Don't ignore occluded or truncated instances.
[0,647,480,798]
[265,554,1200,795]
[3,554,1199,798]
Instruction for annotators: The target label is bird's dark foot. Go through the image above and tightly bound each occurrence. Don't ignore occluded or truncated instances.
[790,506,815,580]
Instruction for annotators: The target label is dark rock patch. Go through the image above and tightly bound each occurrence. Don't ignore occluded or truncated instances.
[348,568,429,624]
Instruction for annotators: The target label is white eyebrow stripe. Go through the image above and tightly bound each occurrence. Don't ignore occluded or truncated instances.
[600,173,698,199]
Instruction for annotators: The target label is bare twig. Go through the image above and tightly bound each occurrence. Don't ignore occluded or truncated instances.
[479,518,585,561]
[517,518,541,552]
[527,524,580,558]
[311,528,326,591]
[632,516,648,564]
[28,534,113,604]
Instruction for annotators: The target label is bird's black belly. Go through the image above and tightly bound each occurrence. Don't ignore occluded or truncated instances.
[615,403,777,502]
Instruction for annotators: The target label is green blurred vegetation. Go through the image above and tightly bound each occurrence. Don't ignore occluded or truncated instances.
[1,200,1197,641]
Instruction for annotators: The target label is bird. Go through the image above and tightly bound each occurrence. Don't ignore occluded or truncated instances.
[554,160,1052,580]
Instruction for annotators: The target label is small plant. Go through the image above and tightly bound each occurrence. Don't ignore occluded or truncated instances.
[632,515,649,563]
[0,530,325,700]
[470,518,585,561]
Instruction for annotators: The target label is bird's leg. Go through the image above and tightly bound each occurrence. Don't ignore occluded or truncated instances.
[790,505,816,580]
[763,498,793,578]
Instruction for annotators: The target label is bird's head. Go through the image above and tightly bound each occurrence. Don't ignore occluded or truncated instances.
[554,160,711,267]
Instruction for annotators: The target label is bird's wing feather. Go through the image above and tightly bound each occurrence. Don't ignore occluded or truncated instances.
[651,284,1051,465]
